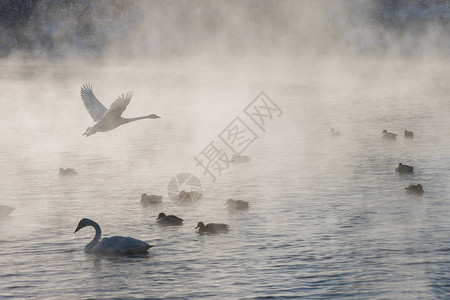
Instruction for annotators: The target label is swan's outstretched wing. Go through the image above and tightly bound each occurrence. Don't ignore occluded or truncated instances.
[102,91,133,122]
[80,83,107,122]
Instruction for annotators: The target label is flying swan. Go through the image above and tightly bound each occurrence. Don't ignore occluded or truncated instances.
[74,218,152,255]
[80,83,161,137]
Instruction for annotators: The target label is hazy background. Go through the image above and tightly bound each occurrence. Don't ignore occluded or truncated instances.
[2,0,450,299]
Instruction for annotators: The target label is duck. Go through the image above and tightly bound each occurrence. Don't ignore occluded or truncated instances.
[0,205,14,217]
[140,194,162,207]
[330,128,341,137]
[404,184,424,196]
[59,168,78,176]
[230,154,250,163]
[156,212,183,226]
[195,222,229,234]
[404,130,414,139]
[381,130,397,141]
[395,163,414,173]
[226,199,249,211]
[74,218,152,255]
[178,190,202,204]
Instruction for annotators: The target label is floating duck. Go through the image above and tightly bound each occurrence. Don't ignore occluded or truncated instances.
[226,199,249,211]
[140,194,162,207]
[404,130,414,139]
[230,154,250,163]
[156,212,183,226]
[395,163,414,173]
[405,184,423,196]
[74,218,152,255]
[195,222,229,234]
[381,130,397,141]
[330,128,341,137]
[178,190,202,204]
[59,168,78,176]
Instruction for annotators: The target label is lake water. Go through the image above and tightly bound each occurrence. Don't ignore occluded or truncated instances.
[1,58,450,299]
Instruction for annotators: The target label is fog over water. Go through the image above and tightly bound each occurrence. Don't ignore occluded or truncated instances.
[2,1,450,299]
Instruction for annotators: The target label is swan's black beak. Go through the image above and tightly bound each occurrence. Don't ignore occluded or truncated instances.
[74,224,82,234]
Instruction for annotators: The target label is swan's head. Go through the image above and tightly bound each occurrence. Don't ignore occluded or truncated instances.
[74,218,91,234]
[195,222,205,229]
[148,114,161,119]
[382,130,388,134]
[156,212,166,220]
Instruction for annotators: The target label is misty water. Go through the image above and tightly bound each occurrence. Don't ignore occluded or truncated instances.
[1,57,450,299]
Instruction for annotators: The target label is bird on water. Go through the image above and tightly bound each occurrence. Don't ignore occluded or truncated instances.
[80,83,161,137]
[74,218,152,255]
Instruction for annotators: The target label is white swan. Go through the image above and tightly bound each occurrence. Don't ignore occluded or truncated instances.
[80,83,161,137]
[74,218,152,255]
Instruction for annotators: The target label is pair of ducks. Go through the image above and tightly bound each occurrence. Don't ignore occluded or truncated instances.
[382,129,414,141]
[140,191,203,207]
[156,212,229,234]
[394,163,424,196]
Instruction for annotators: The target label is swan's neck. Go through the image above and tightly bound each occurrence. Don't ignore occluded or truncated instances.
[121,116,151,124]
[85,219,102,252]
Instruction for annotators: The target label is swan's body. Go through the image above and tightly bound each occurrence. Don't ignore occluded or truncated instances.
[381,129,397,141]
[0,205,14,217]
[140,193,163,207]
[405,184,424,196]
[226,199,249,211]
[59,168,78,176]
[395,163,414,173]
[156,212,183,226]
[80,84,160,137]
[74,218,152,255]
[196,222,229,234]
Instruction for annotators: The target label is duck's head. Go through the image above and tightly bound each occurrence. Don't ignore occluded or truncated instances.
[226,199,234,206]
[399,163,403,166]
[156,212,166,220]
[195,222,205,229]
[382,130,388,134]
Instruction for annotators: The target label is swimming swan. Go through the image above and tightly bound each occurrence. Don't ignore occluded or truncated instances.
[80,83,161,137]
[74,218,152,255]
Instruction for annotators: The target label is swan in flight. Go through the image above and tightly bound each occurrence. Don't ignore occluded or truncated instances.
[80,83,161,137]
[74,218,152,255]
